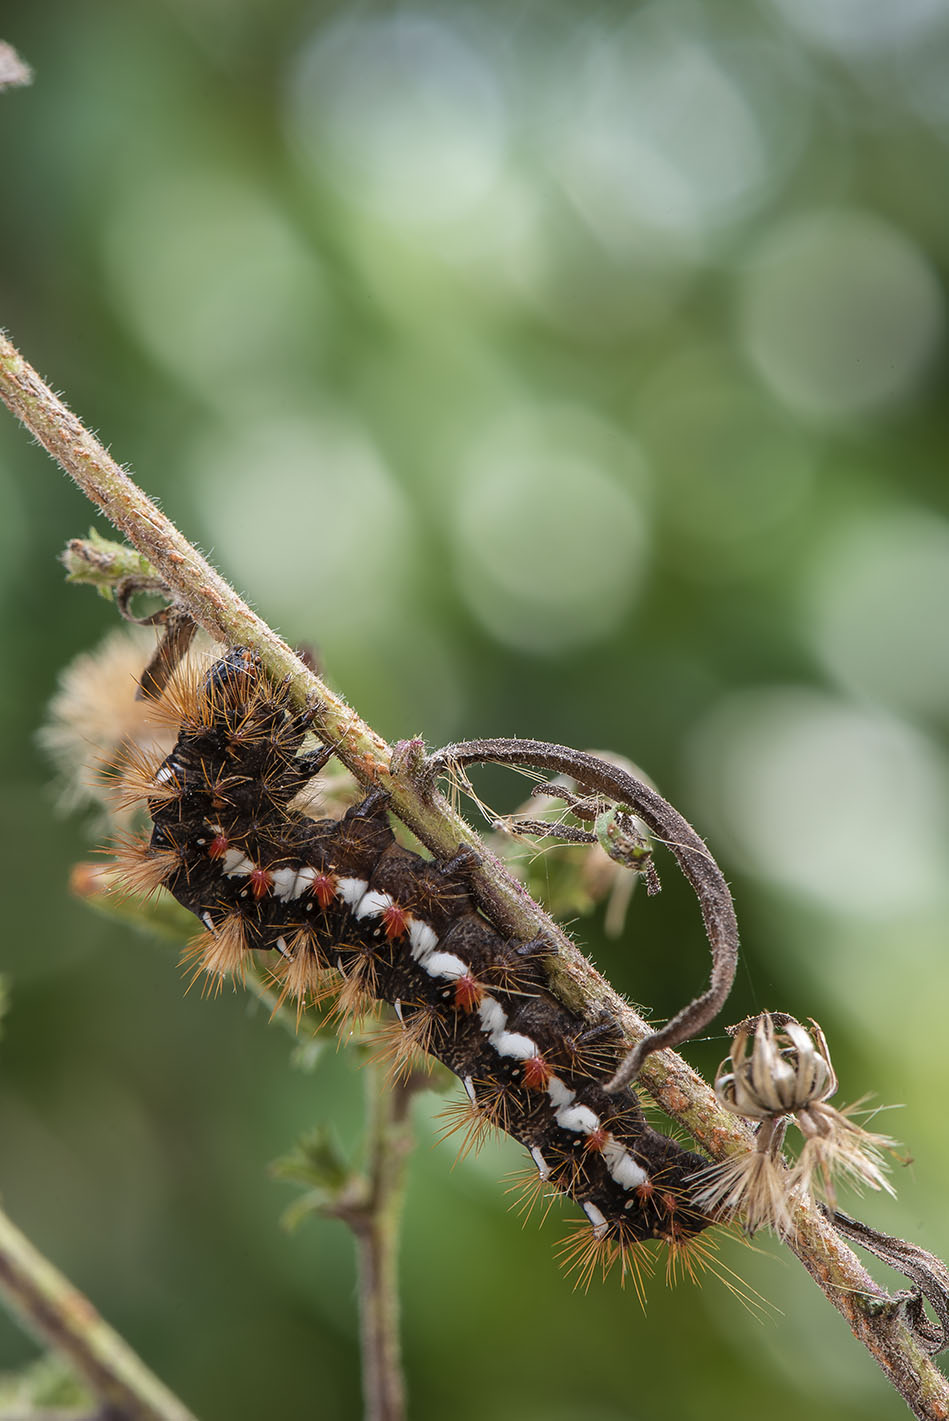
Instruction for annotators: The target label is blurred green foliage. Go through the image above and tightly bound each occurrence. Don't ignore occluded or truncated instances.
[1,1,948,1417]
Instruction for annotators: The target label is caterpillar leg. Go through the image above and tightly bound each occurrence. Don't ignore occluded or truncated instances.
[289,743,335,782]
[437,843,481,879]
[349,785,392,819]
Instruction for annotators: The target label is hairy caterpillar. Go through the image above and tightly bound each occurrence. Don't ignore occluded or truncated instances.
[116,647,717,1280]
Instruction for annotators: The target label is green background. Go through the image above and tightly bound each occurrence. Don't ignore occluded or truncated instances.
[2,2,948,1417]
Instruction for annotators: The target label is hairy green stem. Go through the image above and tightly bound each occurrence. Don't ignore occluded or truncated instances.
[0,1209,197,1421]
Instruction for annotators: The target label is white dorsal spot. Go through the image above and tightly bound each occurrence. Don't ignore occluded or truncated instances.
[419,951,468,981]
[337,876,369,910]
[492,1030,538,1061]
[271,868,299,902]
[355,890,394,921]
[583,1201,609,1239]
[530,1146,551,1180]
[408,919,438,961]
[546,1075,574,1110]
[554,1103,601,1136]
[602,1142,648,1191]
[477,997,507,1036]
[222,849,255,878]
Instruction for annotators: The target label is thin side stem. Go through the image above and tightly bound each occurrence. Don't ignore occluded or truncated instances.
[3,329,949,1418]
[0,1208,197,1421]
[353,1067,414,1421]
[317,1064,416,1421]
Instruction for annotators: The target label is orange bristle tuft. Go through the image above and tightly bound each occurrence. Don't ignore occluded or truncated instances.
[109,834,181,900]
[453,973,484,1013]
[309,872,338,910]
[662,1228,771,1319]
[368,1004,440,1082]
[137,661,210,734]
[435,1095,499,1162]
[268,930,340,1020]
[554,1219,654,1306]
[330,954,381,1037]
[521,1054,554,1090]
[458,1077,520,1140]
[103,741,181,812]
[381,903,410,942]
[249,867,273,900]
[505,1165,565,1226]
[664,1229,714,1288]
[181,913,249,994]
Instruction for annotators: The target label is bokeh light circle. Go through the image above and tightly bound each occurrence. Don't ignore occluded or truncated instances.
[808,508,949,720]
[765,0,949,58]
[739,209,944,420]
[451,410,649,654]
[187,413,412,638]
[687,687,949,915]
[103,171,326,392]
[286,12,507,229]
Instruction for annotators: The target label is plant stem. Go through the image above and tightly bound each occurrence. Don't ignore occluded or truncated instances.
[353,1067,414,1421]
[0,1208,197,1421]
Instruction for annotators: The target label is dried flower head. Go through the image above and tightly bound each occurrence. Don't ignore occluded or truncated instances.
[40,628,185,824]
[694,1013,897,1236]
[716,1013,837,1121]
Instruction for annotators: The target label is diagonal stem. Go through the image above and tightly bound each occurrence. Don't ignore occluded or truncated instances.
[0,1207,197,1421]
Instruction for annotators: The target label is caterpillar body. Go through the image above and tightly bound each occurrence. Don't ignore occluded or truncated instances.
[121,648,715,1274]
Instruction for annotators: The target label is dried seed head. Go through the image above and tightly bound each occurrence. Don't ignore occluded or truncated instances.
[715,1014,836,1121]
[705,1013,898,1232]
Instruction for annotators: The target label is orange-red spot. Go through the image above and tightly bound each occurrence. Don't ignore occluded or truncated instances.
[382,903,410,941]
[207,834,229,861]
[660,1192,678,1215]
[522,1055,554,1090]
[311,873,337,910]
[249,867,273,900]
[635,1179,656,1203]
[453,974,484,1013]
[583,1128,610,1154]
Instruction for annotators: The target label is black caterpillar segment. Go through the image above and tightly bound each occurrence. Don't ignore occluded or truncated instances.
[135,648,714,1255]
